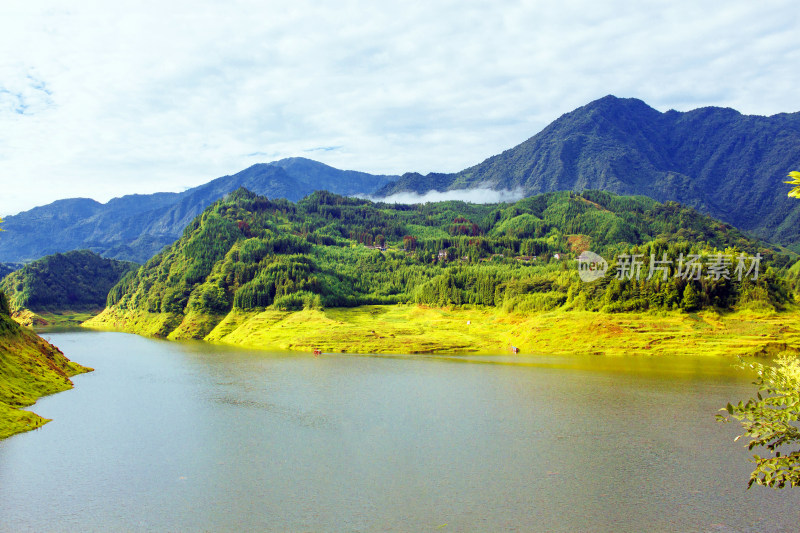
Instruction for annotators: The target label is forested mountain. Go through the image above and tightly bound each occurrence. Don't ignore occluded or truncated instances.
[0,250,137,313]
[102,188,792,339]
[0,159,397,263]
[377,95,800,249]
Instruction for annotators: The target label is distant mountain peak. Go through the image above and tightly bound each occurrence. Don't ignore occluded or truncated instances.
[377,97,800,249]
[585,94,647,107]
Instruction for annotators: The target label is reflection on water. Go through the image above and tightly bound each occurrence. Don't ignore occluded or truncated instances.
[0,331,798,532]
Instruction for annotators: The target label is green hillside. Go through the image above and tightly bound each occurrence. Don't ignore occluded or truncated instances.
[1,250,137,315]
[94,188,793,342]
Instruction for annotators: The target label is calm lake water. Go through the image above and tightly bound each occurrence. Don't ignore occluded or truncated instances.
[1,331,799,532]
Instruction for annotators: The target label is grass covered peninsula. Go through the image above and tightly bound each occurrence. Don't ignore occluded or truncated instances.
[85,188,799,356]
[0,291,92,440]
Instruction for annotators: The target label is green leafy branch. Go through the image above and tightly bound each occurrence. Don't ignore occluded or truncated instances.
[717,354,800,489]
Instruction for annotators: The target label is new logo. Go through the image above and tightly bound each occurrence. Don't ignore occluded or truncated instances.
[578,251,608,282]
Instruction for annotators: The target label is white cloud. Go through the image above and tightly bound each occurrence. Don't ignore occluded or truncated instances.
[374,187,526,205]
[0,0,798,216]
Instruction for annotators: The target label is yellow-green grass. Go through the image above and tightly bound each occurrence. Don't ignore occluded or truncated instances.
[0,314,92,439]
[82,308,187,339]
[0,402,50,439]
[11,308,103,329]
[86,304,800,358]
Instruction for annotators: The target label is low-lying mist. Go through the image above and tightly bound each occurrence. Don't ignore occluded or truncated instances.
[368,186,526,205]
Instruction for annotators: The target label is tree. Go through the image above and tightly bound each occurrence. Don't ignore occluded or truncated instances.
[681,283,700,311]
[717,353,800,488]
[717,173,800,489]
[786,171,800,198]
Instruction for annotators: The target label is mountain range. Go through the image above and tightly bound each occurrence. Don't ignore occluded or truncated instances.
[378,96,800,249]
[0,159,397,263]
[1,95,799,265]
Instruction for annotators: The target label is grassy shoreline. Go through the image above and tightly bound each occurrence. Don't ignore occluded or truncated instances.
[0,314,92,440]
[85,304,800,358]
[12,308,102,329]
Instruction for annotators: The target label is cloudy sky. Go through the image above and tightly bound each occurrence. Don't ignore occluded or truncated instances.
[1,0,797,216]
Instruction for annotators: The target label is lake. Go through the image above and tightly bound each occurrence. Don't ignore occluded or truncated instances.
[1,331,799,532]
